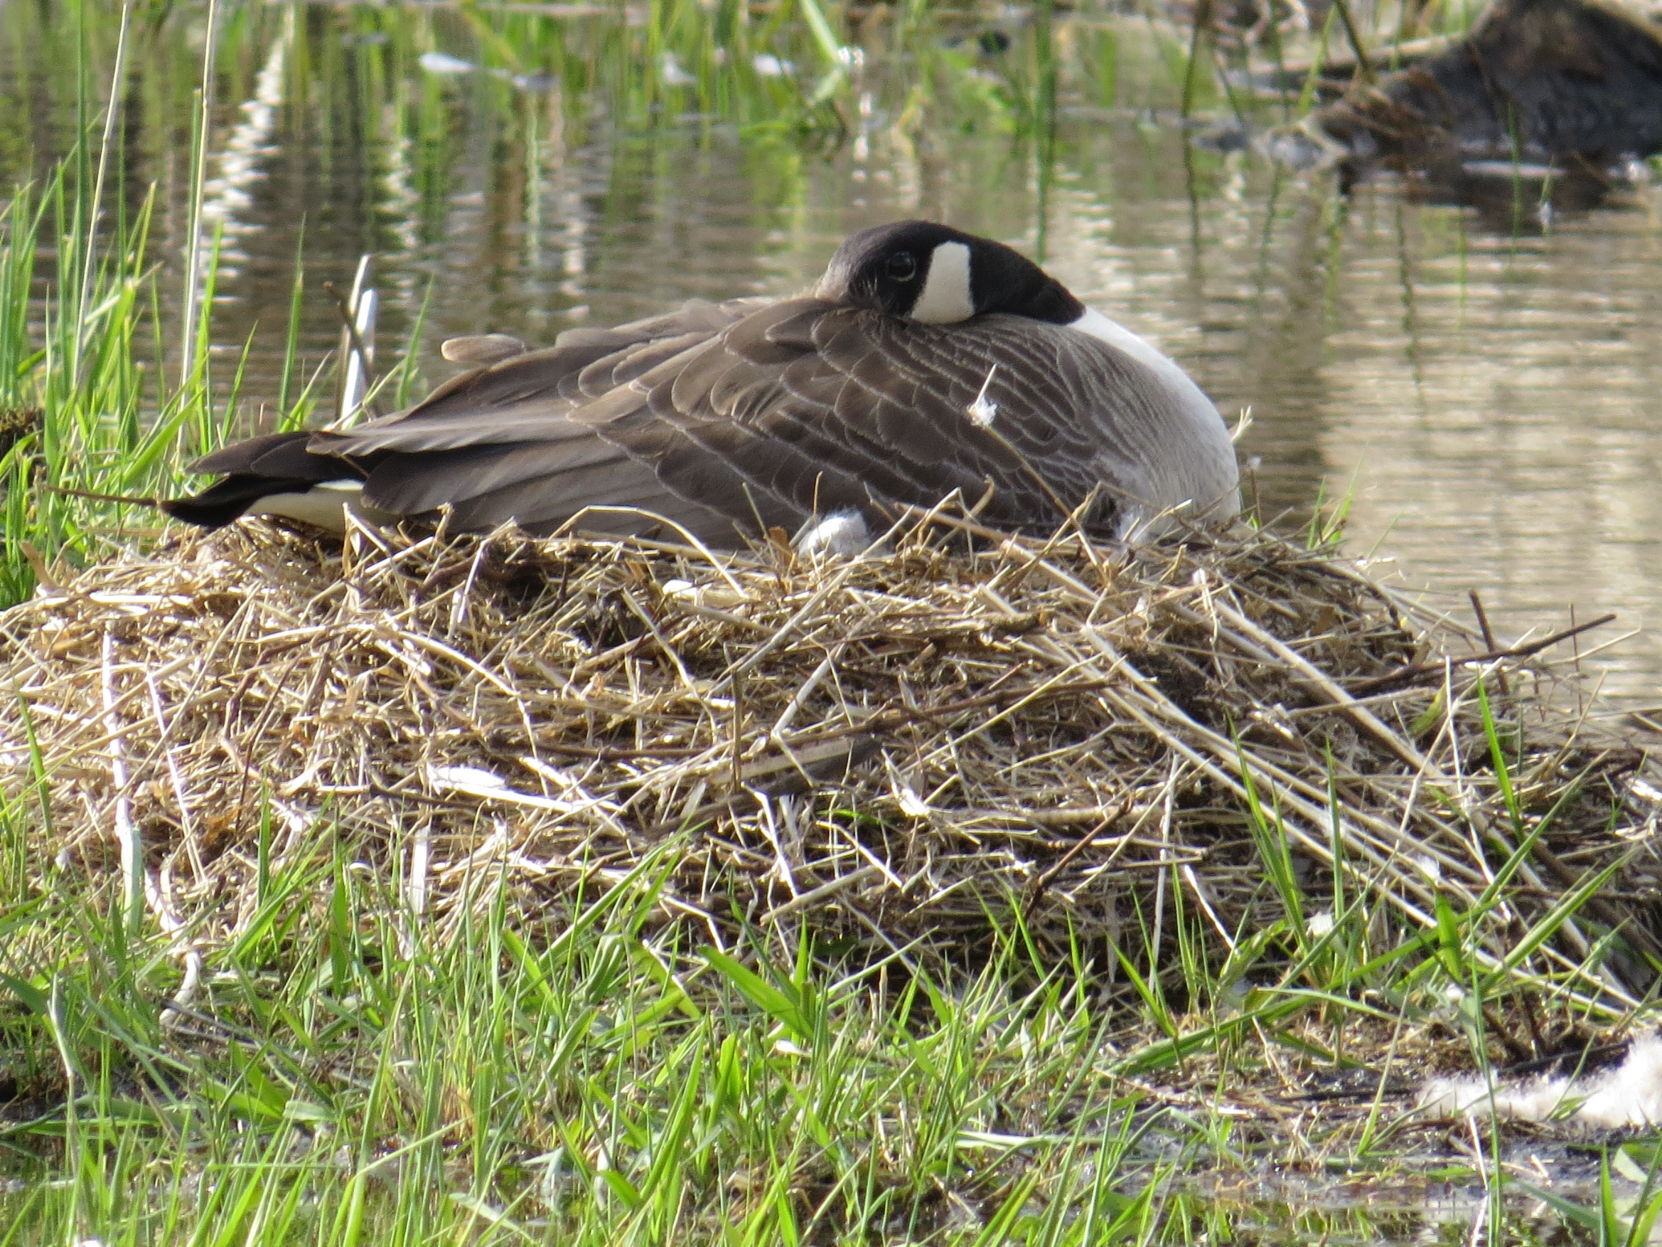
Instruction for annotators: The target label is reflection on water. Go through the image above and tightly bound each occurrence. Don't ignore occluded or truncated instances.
[3,4,1658,707]
[1232,175,1662,708]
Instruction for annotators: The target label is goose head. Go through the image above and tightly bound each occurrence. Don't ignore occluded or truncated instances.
[817,220,1086,326]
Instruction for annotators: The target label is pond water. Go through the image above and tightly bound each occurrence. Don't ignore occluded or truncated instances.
[7,5,1660,709]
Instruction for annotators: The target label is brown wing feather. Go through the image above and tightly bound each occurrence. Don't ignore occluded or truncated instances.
[317,300,756,454]
[563,303,1018,533]
[276,293,1187,541]
[803,313,1208,527]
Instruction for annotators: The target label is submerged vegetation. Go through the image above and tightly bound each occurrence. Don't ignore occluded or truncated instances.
[2,1,1661,1243]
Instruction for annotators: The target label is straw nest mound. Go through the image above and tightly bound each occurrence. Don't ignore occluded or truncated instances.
[4,519,1659,975]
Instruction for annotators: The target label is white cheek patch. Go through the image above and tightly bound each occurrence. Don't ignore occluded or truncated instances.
[908,241,975,324]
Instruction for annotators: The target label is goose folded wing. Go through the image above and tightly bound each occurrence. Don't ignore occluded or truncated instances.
[267,296,1191,542]
[643,305,1143,533]
[305,299,782,535]
[577,302,1033,529]
[313,298,754,455]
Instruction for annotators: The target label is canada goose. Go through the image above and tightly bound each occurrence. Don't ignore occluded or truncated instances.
[166,220,1240,551]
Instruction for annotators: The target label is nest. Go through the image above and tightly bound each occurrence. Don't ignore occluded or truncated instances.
[3,518,1659,984]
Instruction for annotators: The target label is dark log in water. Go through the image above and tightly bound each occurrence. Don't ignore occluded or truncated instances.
[1298,0,1662,167]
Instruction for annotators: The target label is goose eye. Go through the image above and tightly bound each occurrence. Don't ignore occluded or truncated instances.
[885,252,918,282]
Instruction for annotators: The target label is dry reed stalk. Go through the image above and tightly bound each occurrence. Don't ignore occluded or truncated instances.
[2,516,1657,986]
